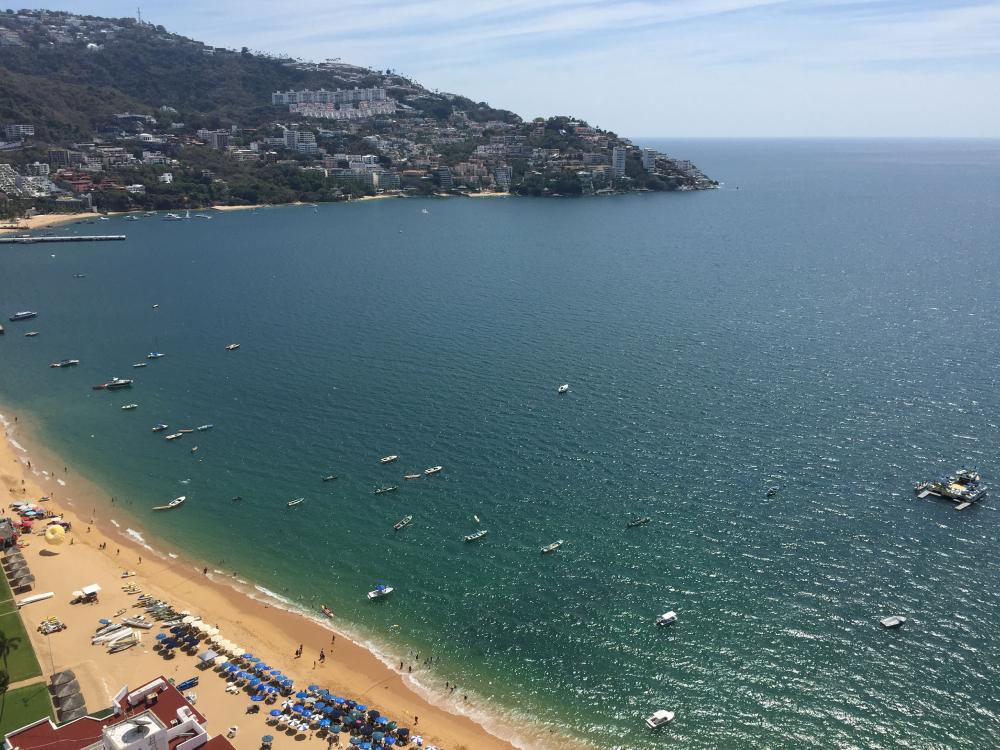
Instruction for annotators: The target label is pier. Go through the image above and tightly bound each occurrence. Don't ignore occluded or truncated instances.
[0,234,126,244]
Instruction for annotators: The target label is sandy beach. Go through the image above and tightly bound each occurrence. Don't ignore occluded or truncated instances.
[0,410,575,750]
[0,213,97,236]
[210,205,267,212]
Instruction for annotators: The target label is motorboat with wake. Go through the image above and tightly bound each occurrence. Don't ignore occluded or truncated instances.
[393,515,413,531]
[367,584,393,600]
[152,496,185,511]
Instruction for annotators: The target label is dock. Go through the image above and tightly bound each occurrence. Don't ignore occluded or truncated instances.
[0,235,126,244]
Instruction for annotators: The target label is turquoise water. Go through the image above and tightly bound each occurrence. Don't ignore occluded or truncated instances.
[2,139,1000,749]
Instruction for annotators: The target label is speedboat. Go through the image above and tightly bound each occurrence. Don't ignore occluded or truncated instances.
[9,311,37,322]
[323,475,337,482]
[287,498,305,507]
[147,351,165,359]
[196,424,214,431]
[152,496,185,511]
[766,485,780,497]
[24,331,38,337]
[656,611,678,627]
[557,383,569,394]
[132,362,148,368]
[644,710,675,729]
[380,455,399,464]
[367,584,393,600]
[626,516,651,528]
[121,404,138,410]
[50,359,80,368]
[225,343,240,351]
[152,424,169,432]
[165,432,183,440]
[374,486,398,495]
[404,474,421,481]
[393,515,413,531]
[463,530,488,542]
[880,615,907,629]
[424,466,443,476]
[541,540,564,554]
[164,213,183,221]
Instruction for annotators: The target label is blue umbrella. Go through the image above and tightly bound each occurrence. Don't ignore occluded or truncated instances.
[319,719,330,728]
[302,709,313,718]
[375,717,389,725]
[227,665,239,673]
[308,684,320,692]
[295,691,308,700]
[373,732,384,741]
[249,678,262,688]
[384,738,396,746]
[292,705,304,714]
[251,693,265,702]
[356,705,367,712]
[170,626,183,634]
[331,697,345,704]
[265,686,279,694]
[282,679,293,687]
[99,618,110,625]
[360,743,372,750]
[155,633,167,641]
[269,710,282,717]
[269,669,282,676]
[242,653,255,660]
[331,725,342,734]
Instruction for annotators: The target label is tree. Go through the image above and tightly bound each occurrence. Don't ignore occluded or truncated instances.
[0,631,22,675]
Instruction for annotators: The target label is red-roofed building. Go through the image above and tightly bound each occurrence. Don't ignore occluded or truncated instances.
[4,677,236,750]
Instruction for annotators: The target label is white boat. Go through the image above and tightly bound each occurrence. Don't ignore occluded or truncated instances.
[367,584,393,600]
[194,213,212,219]
[121,404,138,410]
[404,473,421,480]
[393,515,413,531]
[380,455,399,464]
[147,351,165,359]
[133,362,148,368]
[656,611,678,627]
[152,424,168,432]
[558,384,570,394]
[225,343,240,351]
[164,213,183,221]
[880,615,907,629]
[541,540,564,554]
[287,498,305,507]
[196,424,214,431]
[463,529,488,542]
[644,710,675,729]
[152,496,186,511]
[190,446,199,454]
[424,466,443,475]
[165,432,183,440]
[374,486,398,495]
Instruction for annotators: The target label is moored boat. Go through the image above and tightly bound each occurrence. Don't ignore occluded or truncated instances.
[914,468,987,505]
[121,404,138,410]
[146,351,165,360]
[644,710,675,729]
[880,615,906,629]
[50,359,80,368]
[24,331,38,337]
[557,383,570,394]
[321,605,333,617]
[656,611,678,627]
[374,486,398,495]
[541,540,564,554]
[424,465,443,476]
[178,428,194,433]
[132,362,147,368]
[463,529,488,542]
[367,584,393,600]
[626,516,651,528]
[393,515,413,531]
[380,455,399,464]
[9,311,37,322]
[287,497,304,507]
[94,377,133,390]
[152,424,168,432]
[225,343,240,351]
[403,474,421,481]
[196,424,214,431]
[165,432,183,440]
[322,475,337,482]
[152,496,185,511]
[190,446,198,454]
[766,485,780,497]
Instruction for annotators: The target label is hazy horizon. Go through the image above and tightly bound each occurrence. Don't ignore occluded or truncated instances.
[17,1,1000,138]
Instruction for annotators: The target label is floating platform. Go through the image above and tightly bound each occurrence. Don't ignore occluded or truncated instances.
[0,235,126,244]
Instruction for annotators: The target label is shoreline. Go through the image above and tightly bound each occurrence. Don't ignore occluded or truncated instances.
[0,404,591,750]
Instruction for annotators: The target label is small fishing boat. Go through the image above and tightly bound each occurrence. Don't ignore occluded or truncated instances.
[225,343,240,351]
[196,424,214,431]
[626,516,651,529]
[463,529,488,542]
[50,359,80,368]
[644,710,675,729]
[231,496,242,502]
[147,351,165,360]
[880,615,907,629]
[424,466,443,476]
[178,428,194,433]
[766,485,780,497]
[473,514,481,523]
[367,584,393,600]
[557,383,570,394]
[165,432,183,440]
[152,424,168,432]
[403,474,421,481]
[152,496,185,511]
[73,273,87,277]
[656,611,678,627]
[24,331,39,337]
[321,605,333,618]
[287,498,305,507]
[9,311,37,322]
[121,404,138,411]
[132,362,148,368]
[163,213,182,221]
[393,515,413,531]
[190,446,199,454]
[152,304,159,309]
[374,486,398,495]
[541,540,564,554]
[380,455,399,464]
[194,213,212,219]
[322,475,337,482]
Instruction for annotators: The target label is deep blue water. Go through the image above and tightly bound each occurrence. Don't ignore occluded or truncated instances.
[2,139,1000,749]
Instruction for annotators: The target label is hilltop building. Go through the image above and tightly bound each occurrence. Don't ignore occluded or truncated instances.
[611,147,627,178]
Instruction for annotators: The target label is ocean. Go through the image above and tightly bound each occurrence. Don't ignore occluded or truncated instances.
[2,138,1000,749]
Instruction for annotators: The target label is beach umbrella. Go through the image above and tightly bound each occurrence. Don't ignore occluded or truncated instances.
[227,665,239,674]
[375,717,388,725]
[269,709,282,717]
[356,705,367,712]
[269,670,282,676]
[331,725,342,734]
[331,696,345,704]
[384,737,396,746]
[229,644,245,655]
[214,655,228,667]
[292,705,304,714]
[251,693,265,701]
[242,652,255,660]
[170,626,183,634]
[295,691,308,700]
[373,732,384,741]
[319,719,330,728]
[281,679,293,687]
[155,633,167,641]
[307,684,319,692]
[181,615,199,625]
[249,678,262,688]
[314,701,326,709]
[302,709,313,718]
[204,627,220,637]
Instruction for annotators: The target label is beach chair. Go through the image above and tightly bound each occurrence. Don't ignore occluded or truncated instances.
[226,726,238,739]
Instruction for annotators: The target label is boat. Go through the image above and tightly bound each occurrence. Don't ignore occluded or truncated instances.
[124,216,138,222]
[24,331,38,337]
[374,486,398,495]
[165,432,183,440]
[380,455,399,464]
[0,324,4,334]
[98,216,110,221]
[557,383,570,394]
[152,424,168,432]
[164,213,183,221]
[9,311,37,322]
[146,351,165,360]
[132,362,148,368]
[121,404,138,411]
[190,446,198,454]
[880,615,907,629]
[914,468,987,506]
[541,540,564,554]
[766,485,780,497]
[322,475,337,482]
[393,515,413,531]
[424,466,443,476]
[231,496,242,502]
[367,584,393,600]
[152,496,186,511]
[626,516,651,528]
[49,359,80,368]
[225,343,240,351]
[72,273,87,278]
[656,611,678,627]
[321,605,333,618]
[178,428,194,433]
[403,474,421,481]
[644,710,675,729]
[287,498,305,507]
[93,377,133,391]
[196,424,214,431]
[194,213,212,219]
[463,530,488,542]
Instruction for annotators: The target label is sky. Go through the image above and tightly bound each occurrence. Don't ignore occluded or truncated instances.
[19,0,1000,137]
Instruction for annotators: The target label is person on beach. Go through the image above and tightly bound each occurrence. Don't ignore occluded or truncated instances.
[414,716,418,726]
[319,649,325,663]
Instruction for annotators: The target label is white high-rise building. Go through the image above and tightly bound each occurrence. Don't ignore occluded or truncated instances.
[611,147,627,178]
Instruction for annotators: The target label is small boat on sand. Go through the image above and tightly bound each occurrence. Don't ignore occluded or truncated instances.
[321,605,333,618]
[323,475,337,482]
[367,584,393,600]
[287,498,304,508]
[424,466,443,476]
[880,615,906,629]
[645,710,675,729]
[225,343,240,351]
[152,424,168,432]
[557,383,569,394]
[121,404,138,411]
[380,455,399,464]
[626,516,651,529]
[152,496,185,511]
[541,540,564,554]
[656,611,678,627]
[403,473,421,481]
[393,515,413,531]
[463,529,488,542]
[374,486,398,495]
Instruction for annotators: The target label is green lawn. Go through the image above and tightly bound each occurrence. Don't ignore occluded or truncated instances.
[0,682,54,736]
[0,612,41,683]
